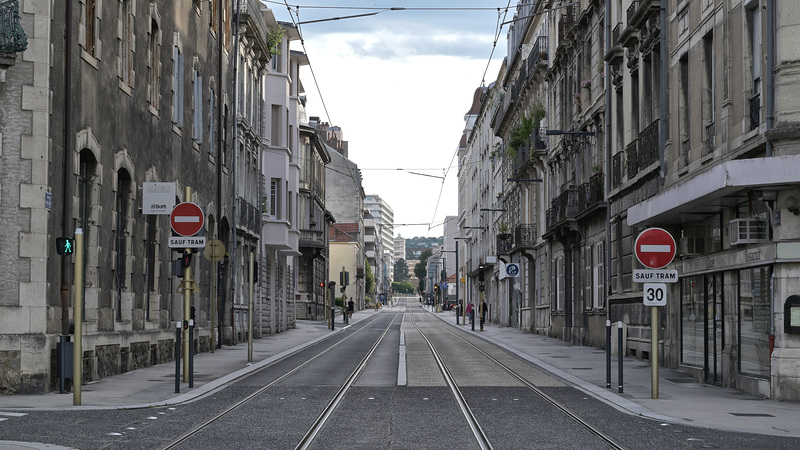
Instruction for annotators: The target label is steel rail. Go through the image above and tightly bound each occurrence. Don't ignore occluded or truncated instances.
[410,313,494,450]
[294,315,399,450]
[161,314,387,450]
[424,313,626,450]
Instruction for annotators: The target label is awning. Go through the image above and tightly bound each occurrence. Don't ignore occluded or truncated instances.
[627,155,800,227]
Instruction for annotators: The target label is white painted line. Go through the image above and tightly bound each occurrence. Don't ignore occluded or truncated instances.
[0,412,27,417]
[397,329,407,386]
[640,244,672,252]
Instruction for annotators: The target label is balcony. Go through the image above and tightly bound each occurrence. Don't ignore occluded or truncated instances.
[513,224,537,251]
[237,197,261,235]
[639,120,659,168]
[578,172,605,214]
[545,187,578,232]
[512,129,547,177]
[705,122,715,155]
[497,233,513,255]
[750,93,760,131]
[557,5,576,46]
[533,35,549,68]
[299,229,324,249]
[625,139,639,179]
[612,153,622,189]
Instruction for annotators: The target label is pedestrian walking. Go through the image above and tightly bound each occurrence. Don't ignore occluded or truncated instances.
[479,299,487,331]
[347,298,354,319]
[466,303,474,326]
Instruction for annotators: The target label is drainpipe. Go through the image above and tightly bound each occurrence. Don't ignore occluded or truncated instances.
[766,0,776,353]
[61,0,74,336]
[659,0,667,179]
[765,0,775,157]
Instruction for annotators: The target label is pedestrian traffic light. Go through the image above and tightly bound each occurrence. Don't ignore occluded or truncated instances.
[478,264,485,282]
[181,251,192,268]
[56,237,74,255]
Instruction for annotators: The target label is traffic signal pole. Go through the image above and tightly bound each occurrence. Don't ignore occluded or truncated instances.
[72,228,84,406]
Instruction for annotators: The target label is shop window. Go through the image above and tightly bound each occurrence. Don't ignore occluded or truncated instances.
[739,267,771,378]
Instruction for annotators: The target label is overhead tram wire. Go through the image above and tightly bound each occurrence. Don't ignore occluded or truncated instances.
[429,1,512,232]
[276,0,514,233]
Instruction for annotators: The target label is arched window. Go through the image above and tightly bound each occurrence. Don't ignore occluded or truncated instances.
[114,169,133,321]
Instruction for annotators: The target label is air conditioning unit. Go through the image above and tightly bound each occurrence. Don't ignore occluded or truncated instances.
[680,237,704,257]
[730,218,768,245]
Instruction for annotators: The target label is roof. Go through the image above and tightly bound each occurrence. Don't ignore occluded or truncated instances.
[329,223,360,242]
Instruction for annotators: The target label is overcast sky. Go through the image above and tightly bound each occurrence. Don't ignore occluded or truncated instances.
[266,1,508,238]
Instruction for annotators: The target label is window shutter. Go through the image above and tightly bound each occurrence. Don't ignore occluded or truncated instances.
[172,45,179,123]
[177,52,185,124]
[209,89,215,154]
[752,7,762,83]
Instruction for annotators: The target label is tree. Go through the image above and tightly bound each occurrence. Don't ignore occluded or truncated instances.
[392,280,414,294]
[394,259,409,282]
[414,249,432,293]
[365,263,375,294]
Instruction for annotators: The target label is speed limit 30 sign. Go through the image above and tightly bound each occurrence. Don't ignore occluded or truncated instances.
[643,283,667,306]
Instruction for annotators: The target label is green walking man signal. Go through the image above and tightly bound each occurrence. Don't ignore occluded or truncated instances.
[56,237,74,255]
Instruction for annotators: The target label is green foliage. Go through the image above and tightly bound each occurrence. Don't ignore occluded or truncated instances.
[392,280,415,293]
[414,249,433,280]
[365,263,375,294]
[507,113,535,159]
[266,25,284,57]
[394,259,409,282]
[531,101,546,128]
[335,297,344,308]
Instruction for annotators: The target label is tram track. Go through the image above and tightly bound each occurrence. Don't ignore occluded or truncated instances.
[161,313,397,450]
[410,310,626,450]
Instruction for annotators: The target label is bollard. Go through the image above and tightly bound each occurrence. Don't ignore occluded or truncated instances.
[618,321,624,394]
[331,307,335,331]
[189,319,194,388]
[606,320,611,389]
[175,322,181,394]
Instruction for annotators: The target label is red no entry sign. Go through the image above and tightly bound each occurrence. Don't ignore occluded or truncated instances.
[634,227,676,269]
[170,202,204,236]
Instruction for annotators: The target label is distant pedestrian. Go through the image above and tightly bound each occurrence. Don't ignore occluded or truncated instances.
[347,299,354,319]
[466,303,474,326]
[479,300,488,331]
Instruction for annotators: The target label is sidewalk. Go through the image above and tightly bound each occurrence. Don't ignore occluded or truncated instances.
[429,307,800,439]
[2,303,800,440]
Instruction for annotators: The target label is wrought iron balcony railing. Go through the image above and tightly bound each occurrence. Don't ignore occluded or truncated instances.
[639,120,658,168]
[750,93,760,131]
[625,139,639,179]
[514,224,537,250]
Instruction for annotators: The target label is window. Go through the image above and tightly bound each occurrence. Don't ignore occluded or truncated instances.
[172,36,185,126]
[209,85,216,154]
[210,0,218,31]
[739,267,771,378]
[747,3,762,131]
[592,241,605,309]
[193,66,203,143]
[114,169,132,321]
[82,0,98,57]
[269,178,281,219]
[119,0,134,86]
[148,12,161,111]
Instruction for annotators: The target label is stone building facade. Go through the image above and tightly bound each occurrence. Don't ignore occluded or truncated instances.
[458,0,800,401]
[0,0,304,395]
